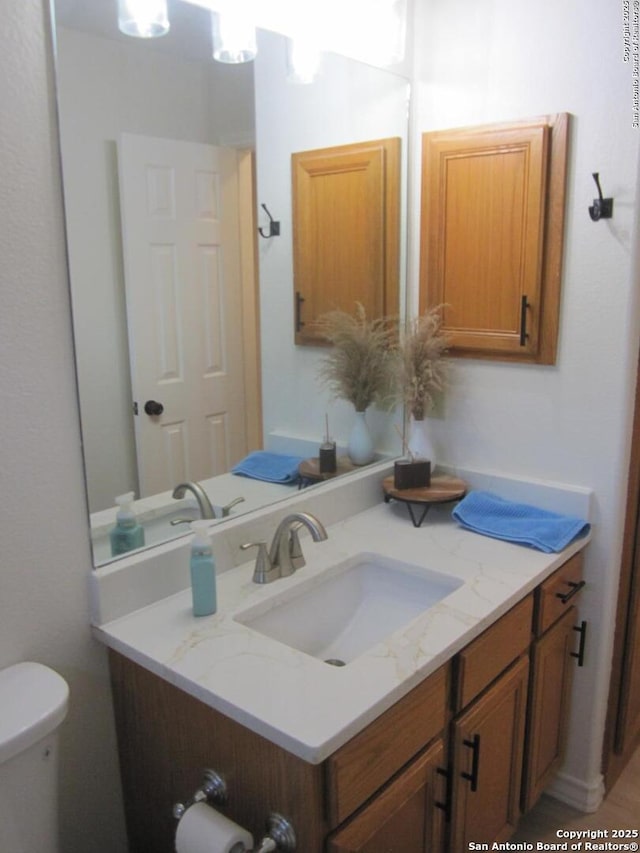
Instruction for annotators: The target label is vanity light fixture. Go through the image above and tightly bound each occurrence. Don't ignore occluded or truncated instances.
[211,9,257,64]
[117,0,170,38]
[183,0,406,68]
[286,37,322,84]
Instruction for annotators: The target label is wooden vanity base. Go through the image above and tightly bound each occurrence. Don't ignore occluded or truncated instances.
[108,651,327,853]
[108,551,585,852]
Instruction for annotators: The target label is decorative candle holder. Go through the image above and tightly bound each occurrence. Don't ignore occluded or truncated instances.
[319,441,337,474]
[393,458,431,490]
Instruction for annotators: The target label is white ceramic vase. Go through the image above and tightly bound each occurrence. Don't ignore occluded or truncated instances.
[348,410,375,466]
[407,417,436,465]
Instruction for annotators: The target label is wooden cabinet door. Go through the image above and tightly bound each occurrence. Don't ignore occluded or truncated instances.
[420,114,568,364]
[617,567,640,750]
[451,655,529,849]
[292,137,400,344]
[327,739,447,853]
[522,606,577,811]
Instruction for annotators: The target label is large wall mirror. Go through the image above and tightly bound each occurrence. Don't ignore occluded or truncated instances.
[51,0,410,567]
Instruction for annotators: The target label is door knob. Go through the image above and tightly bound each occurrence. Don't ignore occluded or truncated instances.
[144,400,164,416]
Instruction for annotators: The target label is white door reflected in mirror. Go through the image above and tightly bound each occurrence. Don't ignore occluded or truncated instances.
[119,132,255,494]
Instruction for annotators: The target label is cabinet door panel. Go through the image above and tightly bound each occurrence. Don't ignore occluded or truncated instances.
[523,606,577,811]
[451,655,529,849]
[327,739,446,853]
[422,124,548,358]
[420,113,568,364]
[292,137,400,344]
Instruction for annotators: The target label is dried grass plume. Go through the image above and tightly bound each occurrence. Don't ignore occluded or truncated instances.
[315,304,396,412]
[398,306,449,420]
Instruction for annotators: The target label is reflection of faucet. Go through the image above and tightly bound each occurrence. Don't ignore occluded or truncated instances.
[219,496,245,517]
[172,481,215,519]
[241,512,328,584]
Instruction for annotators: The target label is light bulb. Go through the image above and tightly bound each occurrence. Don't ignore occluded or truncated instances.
[211,11,257,64]
[286,38,322,84]
[118,0,169,38]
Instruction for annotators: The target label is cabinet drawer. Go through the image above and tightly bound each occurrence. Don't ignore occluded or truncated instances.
[454,595,533,711]
[535,552,584,636]
[325,664,449,828]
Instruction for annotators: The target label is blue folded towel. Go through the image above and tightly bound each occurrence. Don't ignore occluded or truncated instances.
[231,451,304,484]
[452,491,590,553]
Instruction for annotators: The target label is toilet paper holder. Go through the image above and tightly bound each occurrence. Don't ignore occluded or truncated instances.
[173,769,296,852]
[257,813,296,853]
[173,768,228,819]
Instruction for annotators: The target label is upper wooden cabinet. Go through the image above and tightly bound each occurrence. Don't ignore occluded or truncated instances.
[292,137,400,345]
[420,114,569,363]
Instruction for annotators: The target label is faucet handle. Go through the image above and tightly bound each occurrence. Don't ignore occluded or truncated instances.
[219,496,245,517]
[240,541,280,584]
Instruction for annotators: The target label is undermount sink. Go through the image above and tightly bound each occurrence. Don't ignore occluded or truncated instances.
[234,553,463,665]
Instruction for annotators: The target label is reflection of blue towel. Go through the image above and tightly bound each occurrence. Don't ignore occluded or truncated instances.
[452,491,590,553]
[232,451,303,484]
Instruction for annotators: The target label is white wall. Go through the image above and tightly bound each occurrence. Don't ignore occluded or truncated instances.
[56,26,254,513]
[1,5,639,853]
[411,0,640,807]
[254,29,409,456]
[0,4,127,852]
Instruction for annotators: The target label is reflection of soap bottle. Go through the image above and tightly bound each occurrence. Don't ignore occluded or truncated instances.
[109,492,145,556]
[319,414,337,473]
[189,521,217,617]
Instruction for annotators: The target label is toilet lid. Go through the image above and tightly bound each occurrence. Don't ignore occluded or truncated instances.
[0,662,69,765]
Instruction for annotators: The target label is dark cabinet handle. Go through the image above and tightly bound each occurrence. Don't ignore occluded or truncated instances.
[434,766,451,821]
[144,400,164,416]
[555,579,586,604]
[295,291,305,333]
[571,620,588,667]
[519,295,530,346]
[461,734,481,792]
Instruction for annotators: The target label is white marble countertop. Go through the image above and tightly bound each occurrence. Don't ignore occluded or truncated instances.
[93,497,590,765]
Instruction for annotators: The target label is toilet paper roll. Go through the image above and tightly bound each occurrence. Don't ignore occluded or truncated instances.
[175,802,253,853]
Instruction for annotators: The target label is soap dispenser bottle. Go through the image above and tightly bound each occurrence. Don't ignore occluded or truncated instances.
[189,521,217,617]
[109,492,145,557]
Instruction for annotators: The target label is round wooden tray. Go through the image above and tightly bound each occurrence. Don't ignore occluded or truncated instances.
[298,456,356,486]
[383,474,467,527]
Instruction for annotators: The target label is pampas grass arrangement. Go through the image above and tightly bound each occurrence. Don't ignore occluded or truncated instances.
[315,304,396,412]
[397,306,449,420]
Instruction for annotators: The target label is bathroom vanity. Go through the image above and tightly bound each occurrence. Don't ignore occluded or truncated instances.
[92,465,589,852]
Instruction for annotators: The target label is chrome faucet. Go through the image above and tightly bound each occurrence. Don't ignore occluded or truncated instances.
[241,512,328,584]
[269,512,328,576]
[172,481,216,519]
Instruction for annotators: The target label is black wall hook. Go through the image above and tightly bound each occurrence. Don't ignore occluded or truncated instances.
[588,173,614,221]
[258,203,281,238]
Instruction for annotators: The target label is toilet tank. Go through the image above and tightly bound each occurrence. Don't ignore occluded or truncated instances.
[0,662,69,853]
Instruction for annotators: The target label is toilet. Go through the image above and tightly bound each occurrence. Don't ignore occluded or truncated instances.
[0,661,69,853]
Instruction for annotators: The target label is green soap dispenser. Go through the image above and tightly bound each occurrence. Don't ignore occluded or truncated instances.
[189,521,217,617]
[109,492,145,557]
